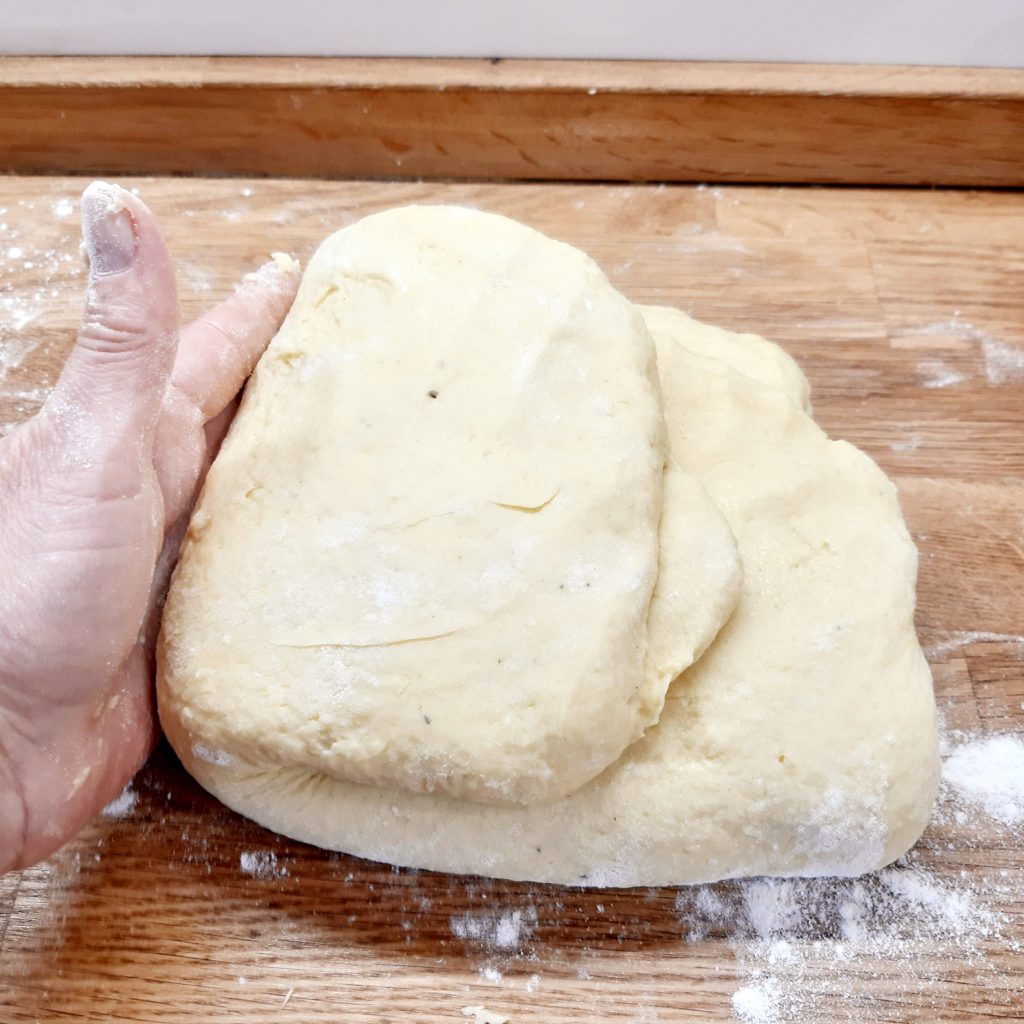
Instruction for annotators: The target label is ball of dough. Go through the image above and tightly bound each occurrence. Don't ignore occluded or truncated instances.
[159,207,740,806]
[159,303,938,885]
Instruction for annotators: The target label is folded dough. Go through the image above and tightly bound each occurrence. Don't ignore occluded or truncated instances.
[158,206,741,806]
[158,301,938,885]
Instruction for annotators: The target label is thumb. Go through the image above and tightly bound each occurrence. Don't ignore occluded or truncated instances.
[49,182,179,461]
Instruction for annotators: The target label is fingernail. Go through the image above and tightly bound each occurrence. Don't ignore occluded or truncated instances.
[81,182,136,277]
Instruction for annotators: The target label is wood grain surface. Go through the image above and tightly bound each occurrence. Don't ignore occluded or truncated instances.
[2,57,1024,186]
[0,177,1022,1022]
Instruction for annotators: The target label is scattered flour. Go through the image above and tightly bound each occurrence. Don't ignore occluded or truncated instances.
[1,203,83,433]
[742,880,804,941]
[668,722,1024,1021]
[191,743,235,768]
[904,320,1024,387]
[731,980,781,1024]
[907,318,992,343]
[239,850,288,879]
[674,234,751,255]
[924,630,1024,659]
[675,863,998,950]
[462,1006,508,1024]
[451,905,539,988]
[673,854,1012,1023]
[889,434,922,453]
[980,336,1024,385]
[451,906,537,951]
[100,785,138,818]
[181,262,213,293]
[942,732,1024,827]
[0,337,37,382]
[917,358,966,389]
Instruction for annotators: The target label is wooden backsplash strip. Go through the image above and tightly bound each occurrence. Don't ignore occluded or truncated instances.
[2,57,1023,185]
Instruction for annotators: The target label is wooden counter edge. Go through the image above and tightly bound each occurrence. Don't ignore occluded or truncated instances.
[2,57,1022,184]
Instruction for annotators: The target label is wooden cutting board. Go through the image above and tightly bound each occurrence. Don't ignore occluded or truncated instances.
[1,176,1022,1023]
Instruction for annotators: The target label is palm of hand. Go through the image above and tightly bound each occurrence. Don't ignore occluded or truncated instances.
[0,184,298,870]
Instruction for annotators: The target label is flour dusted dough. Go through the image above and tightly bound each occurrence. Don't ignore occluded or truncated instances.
[159,303,938,885]
[159,206,745,806]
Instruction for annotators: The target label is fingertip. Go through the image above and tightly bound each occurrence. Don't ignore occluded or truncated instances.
[81,181,176,293]
[81,180,153,228]
[238,253,302,303]
[55,182,180,441]
[270,251,302,276]
[169,254,299,424]
[227,254,301,328]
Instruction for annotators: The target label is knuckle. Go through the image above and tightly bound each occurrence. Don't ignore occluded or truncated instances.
[79,301,153,355]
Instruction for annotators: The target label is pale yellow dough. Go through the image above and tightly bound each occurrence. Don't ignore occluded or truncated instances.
[158,206,741,806]
[641,305,812,412]
[159,296,938,885]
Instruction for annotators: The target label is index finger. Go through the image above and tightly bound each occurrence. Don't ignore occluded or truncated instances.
[170,254,300,423]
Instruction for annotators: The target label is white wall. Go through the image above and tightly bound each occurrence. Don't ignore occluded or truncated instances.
[2,0,1022,67]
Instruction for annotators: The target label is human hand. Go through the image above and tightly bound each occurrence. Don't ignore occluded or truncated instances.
[0,182,299,871]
